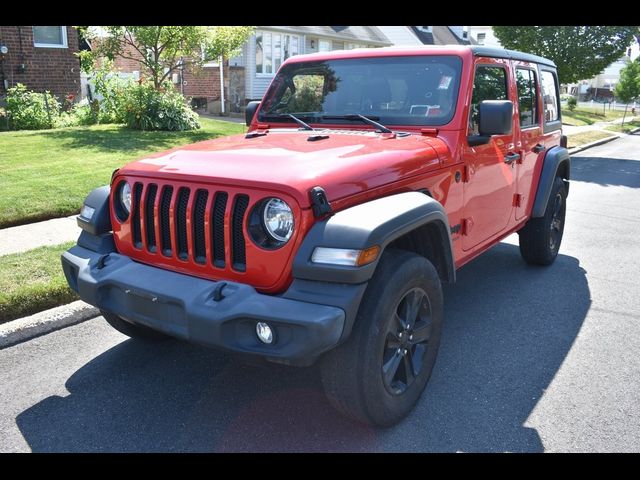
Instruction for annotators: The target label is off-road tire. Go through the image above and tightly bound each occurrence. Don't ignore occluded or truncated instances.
[320,249,444,427]
[519,176,567,266]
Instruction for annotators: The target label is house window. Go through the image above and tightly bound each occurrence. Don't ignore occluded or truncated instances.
[477,33,486,45]
[33,26,68,48]
[256,31,299,75]
[318,40,331,52]
[346,43,365,50]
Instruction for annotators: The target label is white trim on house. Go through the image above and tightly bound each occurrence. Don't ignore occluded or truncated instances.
[33,26,68,48]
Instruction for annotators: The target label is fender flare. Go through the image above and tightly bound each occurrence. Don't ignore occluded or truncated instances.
[532,146,571,218]
[292,192,455,284]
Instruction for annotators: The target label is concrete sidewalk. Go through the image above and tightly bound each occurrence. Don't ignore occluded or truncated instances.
[563,114,639,136]
[0,215,80,256]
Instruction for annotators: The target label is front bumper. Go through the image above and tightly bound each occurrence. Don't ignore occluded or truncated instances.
[62,243,347,364]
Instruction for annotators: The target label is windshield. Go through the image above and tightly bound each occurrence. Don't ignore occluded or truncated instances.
[259,55,463,127]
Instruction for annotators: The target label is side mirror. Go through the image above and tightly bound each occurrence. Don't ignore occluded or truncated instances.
[245,101,260,127]
[478,100,513,136]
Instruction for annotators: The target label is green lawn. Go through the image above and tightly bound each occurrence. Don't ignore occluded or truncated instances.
[566,130,616,149]
[0,118,246,228]
[605,119,640,134]
[0,241,78,323]
[562,107,627,126]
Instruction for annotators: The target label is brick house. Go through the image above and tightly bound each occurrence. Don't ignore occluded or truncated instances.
[0,26,81,100]
[102,26,392,113]
[99,40,226,112]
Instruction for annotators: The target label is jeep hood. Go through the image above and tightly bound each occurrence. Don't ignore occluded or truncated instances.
[118,130,446,208]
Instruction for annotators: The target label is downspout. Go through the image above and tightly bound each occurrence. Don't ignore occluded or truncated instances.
[219,55,225,115]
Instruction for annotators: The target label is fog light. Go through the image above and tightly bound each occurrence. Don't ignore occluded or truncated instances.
[256,322,274,344]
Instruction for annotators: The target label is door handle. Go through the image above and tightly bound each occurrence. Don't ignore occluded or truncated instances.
[504,152,520,164]
[532,143,546,153]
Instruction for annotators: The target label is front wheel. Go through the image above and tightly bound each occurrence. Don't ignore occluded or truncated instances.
[320,249,443,427]
[518,176,567,266]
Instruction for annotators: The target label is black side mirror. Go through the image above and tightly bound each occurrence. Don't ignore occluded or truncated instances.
[478,100,513,136]
[245,101,260,127]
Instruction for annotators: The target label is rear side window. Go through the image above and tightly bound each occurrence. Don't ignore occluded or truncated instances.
[540,70,560,123]
[516,68,539,127]
[469,65,508,135]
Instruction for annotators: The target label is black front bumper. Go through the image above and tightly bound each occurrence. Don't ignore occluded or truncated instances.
[61,240,353,365]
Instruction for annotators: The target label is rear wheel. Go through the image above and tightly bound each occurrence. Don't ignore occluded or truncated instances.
[101,311,170,341]
[519,176,567,266]
[320,249,443,427]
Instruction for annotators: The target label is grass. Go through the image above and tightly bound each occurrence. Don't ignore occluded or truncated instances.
[605,119,640,134]
[566,130,616,149]
[562,106,627,126]
[0,118,246,228]
[0,241,78,324]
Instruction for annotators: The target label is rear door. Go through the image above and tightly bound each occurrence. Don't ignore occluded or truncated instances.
[513,61,543,220]
[462,59,517,251]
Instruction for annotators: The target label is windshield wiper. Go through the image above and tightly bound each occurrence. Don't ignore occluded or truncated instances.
[260,112,317,130]
[321,114,393,134]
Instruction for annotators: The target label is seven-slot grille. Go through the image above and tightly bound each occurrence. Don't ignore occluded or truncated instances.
[127,181,249,272]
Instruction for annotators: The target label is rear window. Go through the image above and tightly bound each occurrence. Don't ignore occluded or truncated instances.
[540,70,560,123]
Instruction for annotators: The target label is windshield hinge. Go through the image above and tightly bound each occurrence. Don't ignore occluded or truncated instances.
[420,128,439,137]
[309,186,333,218]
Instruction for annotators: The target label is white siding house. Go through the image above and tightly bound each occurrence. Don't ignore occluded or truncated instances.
[235,26,392,102]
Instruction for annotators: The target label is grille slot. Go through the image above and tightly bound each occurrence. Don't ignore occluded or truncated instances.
[132,183,143,249]
[145,184,158,252]
[231,194,249,272]
[192,189,208,264]
[160,186,173,257]
[176,187,190,261]
[211,192,228,268]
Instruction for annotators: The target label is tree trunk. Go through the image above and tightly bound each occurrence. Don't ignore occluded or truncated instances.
[622,105,627,128]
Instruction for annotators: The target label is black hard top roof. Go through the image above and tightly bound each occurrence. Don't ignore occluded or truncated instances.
[470,46,556,68]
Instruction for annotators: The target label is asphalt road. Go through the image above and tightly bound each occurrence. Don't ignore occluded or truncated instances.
[1,134,639,452]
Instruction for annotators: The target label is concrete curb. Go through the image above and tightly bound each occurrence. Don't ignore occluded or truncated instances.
[0,301,99,349]
[568,134,620,155]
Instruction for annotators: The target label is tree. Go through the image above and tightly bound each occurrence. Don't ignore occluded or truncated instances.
[493,26,640,84]
[615,59,640,127]
[78,26,254,89]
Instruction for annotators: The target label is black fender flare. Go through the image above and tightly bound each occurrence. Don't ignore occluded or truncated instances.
[532,146,571,218]
[76,185,111,236]
[292,192,455,284]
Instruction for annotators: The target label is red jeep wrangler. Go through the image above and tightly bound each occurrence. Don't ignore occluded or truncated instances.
[62,45,570,426]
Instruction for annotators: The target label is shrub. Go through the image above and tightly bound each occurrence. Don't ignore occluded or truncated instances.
[92,64,131,124]
[121,81,200,131]
[6,83,60,130]
[567,96,577,111]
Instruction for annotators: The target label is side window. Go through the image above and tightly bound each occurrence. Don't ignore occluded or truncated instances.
[516,68,539,127]
[540,70,560,123]
[469,65,509,135]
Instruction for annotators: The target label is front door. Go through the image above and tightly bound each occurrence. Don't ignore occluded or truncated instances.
[462,60,517,251]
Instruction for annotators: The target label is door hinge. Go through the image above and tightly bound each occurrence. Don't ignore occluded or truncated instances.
[461,217,474,236]
[513,193,523,207]
[462,165,471,183]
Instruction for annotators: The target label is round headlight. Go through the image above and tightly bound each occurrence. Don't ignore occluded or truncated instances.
[120,182,131,215]
[114,181,131,222]
[263,198,294,242]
